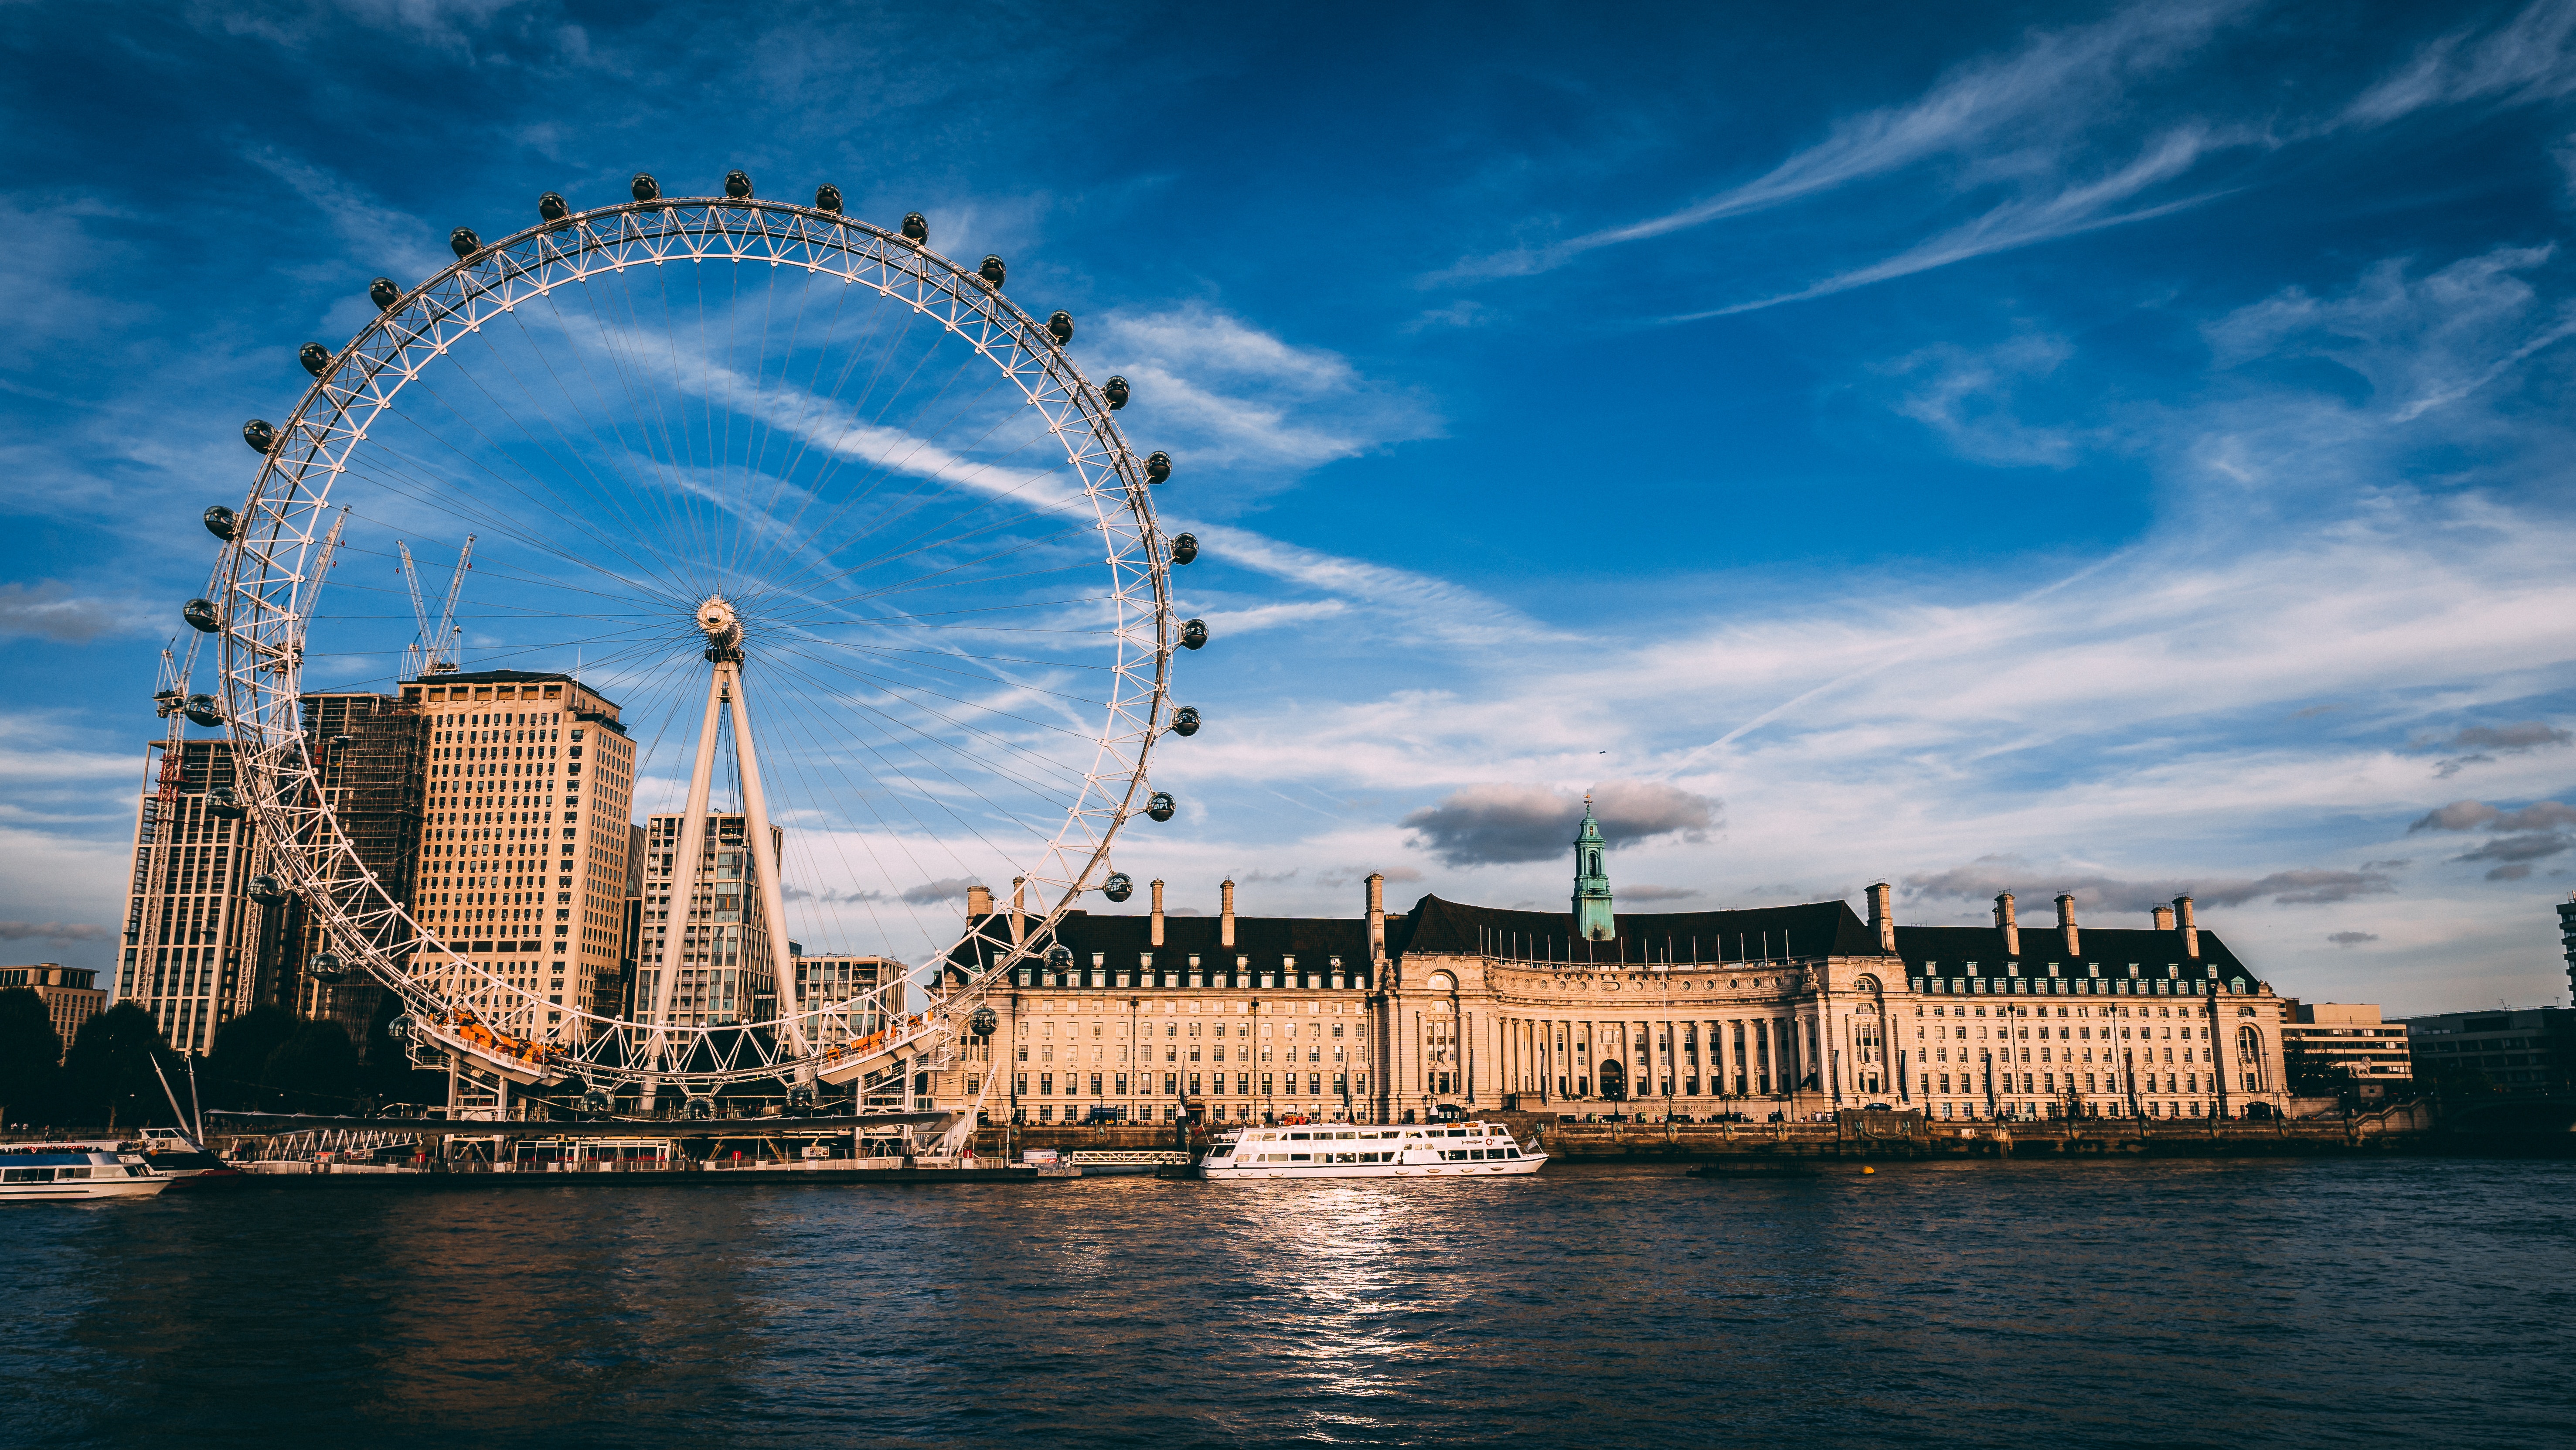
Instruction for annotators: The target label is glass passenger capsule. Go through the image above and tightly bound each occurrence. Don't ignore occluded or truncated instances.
[1171,706,1201,737]
[1102,871,1135,902]
[1180,618,1208,650]
[1170,532,1197,564]
[203,505,238,541]
[1145,791,1177,822]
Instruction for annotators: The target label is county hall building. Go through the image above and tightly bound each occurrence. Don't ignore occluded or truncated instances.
[942,804,2298,1126]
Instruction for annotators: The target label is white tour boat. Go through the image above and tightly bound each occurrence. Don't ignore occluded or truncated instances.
[1201,1121,1546,1180]
[0,1145,170,1201]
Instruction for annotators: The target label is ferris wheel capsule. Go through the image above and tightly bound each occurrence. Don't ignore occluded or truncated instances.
[307,952,348,983]
[538,191,569,222]
[1146,791,1177,822]
[724,170,753,199]
[1103,375,1129,410]
[248,873,287,905]
[631,173,660,202]
[184,693,225,726]
[203,505,239,541]
[1170,532,1197,564]
[298,342,330,378]
[207,785,248,819]
[1047,310,1075,345]
[241,419,276,454]
[683,1095,714,1121]
[580,1084,613,1113]
[1102,871,1134,902]
[386,1014,415,1043]
[368,276,399,310]
[449,227,481,259]
[1046,943,1074,970]
[1180,618,1208,649]
[901,211,929,244]
[1171,706,1201,737]
[970,1006,999,1037]
[814,184,843,213]
[979,255,1006,288]
[1145,451,1171,484]
[182,599,221,634]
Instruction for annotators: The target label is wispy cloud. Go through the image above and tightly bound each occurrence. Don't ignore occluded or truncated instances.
[2341,0,2576,128]
[1439,0,2247,282]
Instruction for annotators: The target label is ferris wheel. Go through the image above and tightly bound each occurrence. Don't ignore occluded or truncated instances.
[182,171,1203,1112]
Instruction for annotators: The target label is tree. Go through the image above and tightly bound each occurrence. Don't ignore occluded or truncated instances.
[208,1004,300,1109]
[264,1020,361,1113]
[59,1003,175,1130]
[0,987,63,1126]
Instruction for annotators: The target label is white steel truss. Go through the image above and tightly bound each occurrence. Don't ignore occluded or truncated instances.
[204,195,1176,1094]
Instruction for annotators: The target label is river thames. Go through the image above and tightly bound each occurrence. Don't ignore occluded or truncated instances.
[4,1158,2569,1448]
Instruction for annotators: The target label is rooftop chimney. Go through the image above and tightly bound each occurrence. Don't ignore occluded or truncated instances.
[2173,894,2199,959]
[1867,881,1896,953]
[967,884,994,918]
[1367,872,1387,962]
[1010,876,1026,946]
[2056,893,2079,958]
[1221,878,1236,948]
[1994,891,2021,957]
[2153,905,2174,931]
[1150,878,1166,947]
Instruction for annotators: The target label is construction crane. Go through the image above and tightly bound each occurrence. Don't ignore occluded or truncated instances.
[397,536,473,679]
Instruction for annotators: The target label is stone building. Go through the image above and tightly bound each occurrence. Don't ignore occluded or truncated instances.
[398,668,639,1039]
[936,803,2296,1125]
[1,964,104,1058]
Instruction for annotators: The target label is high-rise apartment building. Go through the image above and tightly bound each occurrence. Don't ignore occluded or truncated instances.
[398,669,636,1041]
[638,813,786,1030]
[115,738,260,1056]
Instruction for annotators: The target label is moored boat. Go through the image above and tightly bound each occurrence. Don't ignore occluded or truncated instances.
[1201,1121,1545,1180]
[0,1145,171,1201]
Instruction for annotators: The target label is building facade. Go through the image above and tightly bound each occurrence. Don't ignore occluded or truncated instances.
[1,964,104,1058]
[2399,1006,2574,1092]
[114,738,261,1056]
[398,669,638,1041]
[284,690,428,1041]
[636,813,786,1031]
[2278,1001,2413,1099]
[934,805,2297,1125]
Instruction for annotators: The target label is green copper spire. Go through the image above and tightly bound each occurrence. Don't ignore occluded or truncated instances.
[1572,794,1615,940]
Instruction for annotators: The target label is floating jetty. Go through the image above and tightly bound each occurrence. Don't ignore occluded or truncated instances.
[197,1111,1064,1186]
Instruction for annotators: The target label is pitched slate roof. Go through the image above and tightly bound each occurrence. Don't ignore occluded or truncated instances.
[1395,893,1882,964]
[1890,924,2251,977]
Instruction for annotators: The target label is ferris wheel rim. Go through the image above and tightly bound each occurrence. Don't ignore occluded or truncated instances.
[203,189,1181,1091]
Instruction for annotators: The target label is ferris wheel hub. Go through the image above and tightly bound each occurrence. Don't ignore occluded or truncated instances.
[695,595,744,660]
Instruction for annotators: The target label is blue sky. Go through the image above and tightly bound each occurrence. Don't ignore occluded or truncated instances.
[9,0,2576,1014]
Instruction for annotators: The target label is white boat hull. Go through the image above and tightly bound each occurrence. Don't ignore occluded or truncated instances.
[1199,1120,1547,1182]
[1204,1157,1546,1180]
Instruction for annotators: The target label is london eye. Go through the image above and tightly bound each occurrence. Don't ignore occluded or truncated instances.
[180,172,1198,1115]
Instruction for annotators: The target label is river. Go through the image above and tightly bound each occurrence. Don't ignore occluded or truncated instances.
[3,1158,2570,1447]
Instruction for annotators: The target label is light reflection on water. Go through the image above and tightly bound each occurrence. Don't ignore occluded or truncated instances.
[3,1159,2571,1448]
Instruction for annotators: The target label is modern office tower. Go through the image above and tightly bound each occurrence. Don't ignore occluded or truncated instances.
[398,669,637,1041]
[285,691,428,1041]
[114,737,260,1056]
[636,813,786,1030]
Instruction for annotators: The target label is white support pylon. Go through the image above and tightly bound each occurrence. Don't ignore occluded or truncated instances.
[640,596,815,1112]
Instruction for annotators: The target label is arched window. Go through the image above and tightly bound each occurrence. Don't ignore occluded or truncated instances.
[2237,1025,2263,1083]
[1853,974,1882,993]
